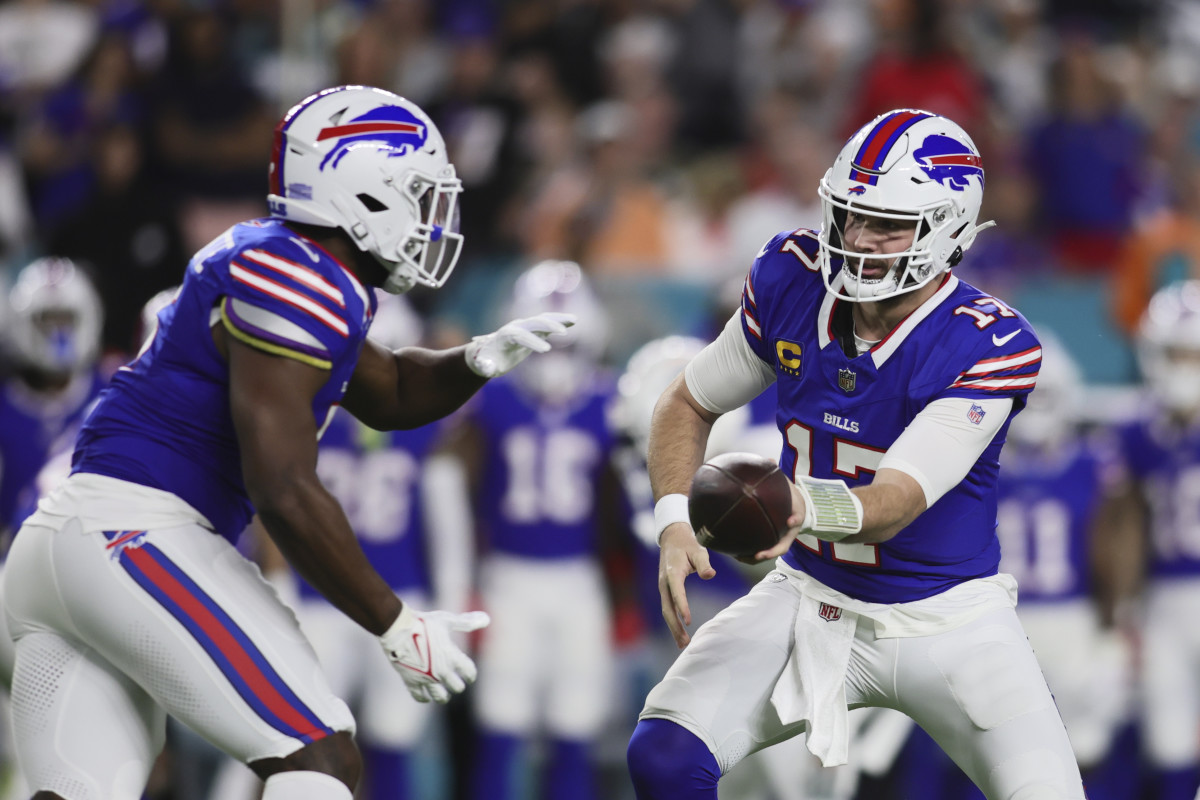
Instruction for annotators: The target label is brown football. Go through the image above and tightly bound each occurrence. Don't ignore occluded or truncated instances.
[688,452,793,557]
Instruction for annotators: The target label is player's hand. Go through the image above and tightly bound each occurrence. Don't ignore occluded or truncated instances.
[465,312,576,378]
[658,522,716,649]
[378,605,491,704]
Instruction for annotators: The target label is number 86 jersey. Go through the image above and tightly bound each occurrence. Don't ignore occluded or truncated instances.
[741,229,1042,604]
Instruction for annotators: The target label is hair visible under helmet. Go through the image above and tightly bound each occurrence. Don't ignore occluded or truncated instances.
[1137,280,1200,415]
[817,109,995,303]
[266,85,464,295]
[6,257,103,376]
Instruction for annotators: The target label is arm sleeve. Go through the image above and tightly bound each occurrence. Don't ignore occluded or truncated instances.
[877,396,1013,508]
[684,311,777,415]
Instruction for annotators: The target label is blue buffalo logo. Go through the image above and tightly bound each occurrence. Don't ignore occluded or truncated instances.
[317,105,427,171]
[847,185,867,195]
[913,134,983,191]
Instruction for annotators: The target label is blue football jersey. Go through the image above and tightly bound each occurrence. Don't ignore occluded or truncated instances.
[742,229,1041,603]
[996,438,1117,604]
[72,219,378,542]
[297,409,438,598]
[1115,412,1200,580]
[0,371,104,534]
[472,374,617,559]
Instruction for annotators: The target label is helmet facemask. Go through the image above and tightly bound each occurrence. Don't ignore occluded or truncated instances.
[818,182,983,303]
[360,167,463,294]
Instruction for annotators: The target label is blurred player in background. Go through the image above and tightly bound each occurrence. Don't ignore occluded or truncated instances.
[0,257,105,550]
[628,109,1087,799]
[2,85,576,800]
[1107,280,1200,800]
[435,260,626,800]
[0,257,105,800]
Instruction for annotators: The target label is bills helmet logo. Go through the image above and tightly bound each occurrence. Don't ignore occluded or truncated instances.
[317,105,427,171]
[913,134,984,191]
[847,186,867,196]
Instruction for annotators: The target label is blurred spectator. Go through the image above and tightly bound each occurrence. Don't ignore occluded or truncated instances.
[841,0,988,142]
[1111,160,1200,335]
[0,137,33,268]
[19,32,145,236]
[662,0,745,150]
[47,124,186,356]
[0,0,98,106]
[425,24,525,264]
[956,160,1054,297]
[146,8,275,201]
[725,111,830,271]
[1024,32,1146,273]
[966,0,1055,136]
[522,100,673,276]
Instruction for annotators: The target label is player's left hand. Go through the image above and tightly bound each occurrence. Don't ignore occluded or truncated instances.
[465,312,576,378]
[379,605,491,703]
[742,481,806,562]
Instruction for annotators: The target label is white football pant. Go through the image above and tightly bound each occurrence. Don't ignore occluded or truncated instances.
[4,519,354,800]
[1141,579,1200,770]
[641,570,1086,800]
[473,554,614,738]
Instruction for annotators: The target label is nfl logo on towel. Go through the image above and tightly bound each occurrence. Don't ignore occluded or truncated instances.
[967,403,986,424]
[818,603,842,622]
[838,368,856,393]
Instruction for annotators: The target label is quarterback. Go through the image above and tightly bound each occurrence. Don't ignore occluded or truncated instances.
[627,110,1086,799]
[4,86,573,800]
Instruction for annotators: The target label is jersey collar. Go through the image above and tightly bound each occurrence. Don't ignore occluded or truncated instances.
[818,272,960,368]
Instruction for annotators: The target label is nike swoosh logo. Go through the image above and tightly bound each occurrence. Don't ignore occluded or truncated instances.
[992,330,1019,347]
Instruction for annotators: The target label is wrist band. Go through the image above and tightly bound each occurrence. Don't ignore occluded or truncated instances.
[653,493,692,547]
[795,476,863,542]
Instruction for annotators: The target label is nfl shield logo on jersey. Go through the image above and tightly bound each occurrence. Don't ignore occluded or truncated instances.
[838,368,856,393]
[818,602,842,622]
[968,403,986,424]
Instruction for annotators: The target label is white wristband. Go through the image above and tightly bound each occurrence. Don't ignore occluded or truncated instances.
[795,476,863,542]
[653,493,692,547]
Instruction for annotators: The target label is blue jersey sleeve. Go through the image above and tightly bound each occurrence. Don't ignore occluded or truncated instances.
[740,229,822,364]
[219,240,362,370]
[932,294,1042,409]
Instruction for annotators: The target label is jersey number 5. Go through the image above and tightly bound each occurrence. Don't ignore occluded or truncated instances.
[785,422,881,565]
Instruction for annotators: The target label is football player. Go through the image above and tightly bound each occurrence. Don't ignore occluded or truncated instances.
[436,260,624,800]
[628,109,1087,799]
[1108,281,1200,800]
[2,85,576,800]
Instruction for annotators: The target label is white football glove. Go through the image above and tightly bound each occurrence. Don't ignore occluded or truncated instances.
[378,605,490,704]
[464,312,576,378]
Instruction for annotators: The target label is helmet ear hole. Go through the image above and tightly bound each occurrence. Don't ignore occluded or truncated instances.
[357,193,388,212]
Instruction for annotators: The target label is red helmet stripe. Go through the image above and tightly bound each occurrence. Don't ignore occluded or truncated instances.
[317,122,422,141]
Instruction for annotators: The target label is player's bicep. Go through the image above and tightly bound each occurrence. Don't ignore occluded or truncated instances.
[684,312,776,415]
[225,330,328,506]
[342,338,399,427]
[878,396,1013,507]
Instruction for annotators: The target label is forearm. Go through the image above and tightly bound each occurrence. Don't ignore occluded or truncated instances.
[843,474,925,544]
[647,375,719,500]
[257,478,402,635]
[345,343,487,431]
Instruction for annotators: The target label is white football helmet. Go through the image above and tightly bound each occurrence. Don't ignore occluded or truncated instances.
[267,85,463,295]
[368,291,424,350]
[7,257,103,375]
[137,285,180,350]
[1137,280,1200,414]
[610,335,708,453]
[1006,330,1083,449]
[504,260,609,405]
[818,109,994,302]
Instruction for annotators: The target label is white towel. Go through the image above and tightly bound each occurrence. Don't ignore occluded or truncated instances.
[769,592,857,767]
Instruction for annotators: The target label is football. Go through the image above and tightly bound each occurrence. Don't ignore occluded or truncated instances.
[688,452,793,557]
